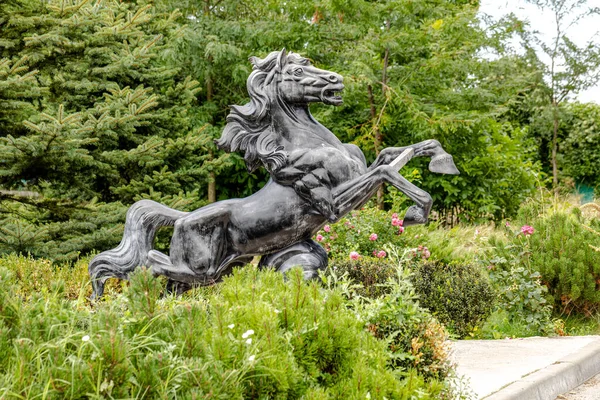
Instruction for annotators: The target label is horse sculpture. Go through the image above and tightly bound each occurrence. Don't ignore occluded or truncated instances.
[89,49,459,299]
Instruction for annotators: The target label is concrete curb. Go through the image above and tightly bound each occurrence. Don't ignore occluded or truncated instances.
[483,339,600,400]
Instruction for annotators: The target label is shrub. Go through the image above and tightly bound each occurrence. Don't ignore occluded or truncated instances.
[486,265,553,336]
[411,261,495,338]
[0,256,455,398]
[0,253,121,299]
[314,207,410,260]
[328,258,397,298]
[485,222,555,336]
[315,205,489,265]
[355,265,453,382]
[526,210,600,314]
[327,256,495,339]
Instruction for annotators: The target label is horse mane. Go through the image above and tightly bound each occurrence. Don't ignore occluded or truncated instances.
[216,49,310,173]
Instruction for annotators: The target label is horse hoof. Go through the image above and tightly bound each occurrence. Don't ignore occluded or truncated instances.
[429,154,460,175]
[403,205,429,226]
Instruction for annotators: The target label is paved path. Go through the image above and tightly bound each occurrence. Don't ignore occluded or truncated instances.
[555,373,600,400]
[450,336,600,400]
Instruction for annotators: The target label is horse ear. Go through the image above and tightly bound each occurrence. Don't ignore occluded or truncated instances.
[277,48,287,70]
[249,56,260,69]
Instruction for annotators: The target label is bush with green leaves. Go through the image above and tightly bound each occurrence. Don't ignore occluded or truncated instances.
[352,266,453,382]
[327,254,495,339]
[410,261,495,338]
[0,255,465,398]
[314,207,410,261]
[483,223,555,336]
[328,258,397,298]
[563,103,600,188]
[486,263,553,336]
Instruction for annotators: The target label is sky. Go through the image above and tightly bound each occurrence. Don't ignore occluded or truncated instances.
[478,0,600,103]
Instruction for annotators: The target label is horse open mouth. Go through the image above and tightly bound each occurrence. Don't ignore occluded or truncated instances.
[322,86,344,105]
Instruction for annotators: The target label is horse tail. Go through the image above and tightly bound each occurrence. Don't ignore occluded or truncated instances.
[88,200,188,299]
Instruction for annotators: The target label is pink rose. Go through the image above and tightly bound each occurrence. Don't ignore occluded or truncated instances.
[349,251,360,260]
[392,213,398,219]
[324,225,331,233]
[398,226,405,234]
[369,233,378,241]
[392,217,403,227]
[521,225,534,236]
[376,250,386,258]
[316,234,324,242]
[422,247,431,259]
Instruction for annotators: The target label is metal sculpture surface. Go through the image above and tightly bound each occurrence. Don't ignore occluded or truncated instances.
[89,49,459,299]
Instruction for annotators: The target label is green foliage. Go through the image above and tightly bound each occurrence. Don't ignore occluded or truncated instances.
[314,207,409,260]
[126,267,164,320]
[354,265,452,382]
[0,0,224,262]
[519,0,600,188]
[411,261,495,338]
[562,102,600,188]
[328,258,397,299]
[526,211,600,314]
[0,256,460,398]
[483,223,555,335]
[326,239,495,339]
[487,265,553,336]
[427,121,540,221]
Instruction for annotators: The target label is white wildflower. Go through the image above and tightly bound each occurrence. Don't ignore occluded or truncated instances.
[82,335,90,342]
[228,324,235,329]
[274,309,281,314]
[246,338,252,345]
[248,355,256,362]
[242,329,254,339]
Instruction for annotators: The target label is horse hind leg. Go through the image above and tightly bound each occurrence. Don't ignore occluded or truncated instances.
[88,200,188,300]
[147,249,213,285]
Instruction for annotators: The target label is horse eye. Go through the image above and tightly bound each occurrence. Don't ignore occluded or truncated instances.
[293,68,303,76]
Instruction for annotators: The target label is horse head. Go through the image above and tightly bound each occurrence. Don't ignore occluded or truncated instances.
[217,49,344,173]
[268,49,344,106]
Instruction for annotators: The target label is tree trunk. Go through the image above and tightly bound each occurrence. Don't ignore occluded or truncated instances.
[208,171,216,203]
[367,84,384,209]
[377,40,390,210]
[206,45,216,203]
[552,101,559,192]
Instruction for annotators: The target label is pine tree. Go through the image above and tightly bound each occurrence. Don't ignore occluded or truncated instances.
[0,0,209,262]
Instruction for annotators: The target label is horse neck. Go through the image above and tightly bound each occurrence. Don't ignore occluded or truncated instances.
[271,100,343,148]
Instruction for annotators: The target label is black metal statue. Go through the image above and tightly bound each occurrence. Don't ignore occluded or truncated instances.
[89,49,459,299]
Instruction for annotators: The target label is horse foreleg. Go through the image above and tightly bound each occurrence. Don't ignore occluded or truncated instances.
[369,139,459,175]
[333,164,433,226]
